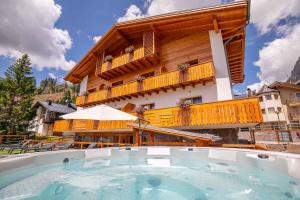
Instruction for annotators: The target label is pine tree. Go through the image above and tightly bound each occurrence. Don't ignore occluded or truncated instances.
[0,55,36,134]
[58,90,73,105]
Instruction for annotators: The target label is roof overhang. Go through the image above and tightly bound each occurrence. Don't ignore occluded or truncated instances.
[269,82,300,91]
[65,1,248,83]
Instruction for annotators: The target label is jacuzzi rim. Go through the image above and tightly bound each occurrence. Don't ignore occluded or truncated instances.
[1,146,300,162]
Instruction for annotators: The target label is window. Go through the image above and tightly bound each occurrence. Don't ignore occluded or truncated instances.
[296,92,300,100]
[261,109,266,114]
[112,81,123,87]
[259,96,263,102]
[277,107,282,112]
[268,107,275,113]
[184,96,202,104]
[265,95,272,100]
[274,94,279,100]
[141,71,155,78]
[141,103,155,110]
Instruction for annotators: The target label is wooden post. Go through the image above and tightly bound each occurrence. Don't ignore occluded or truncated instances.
[276,131,280,143]
[150,132,155,143]
[135,129,140,146]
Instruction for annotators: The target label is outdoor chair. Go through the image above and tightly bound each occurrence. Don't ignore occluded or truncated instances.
[34,142,56,152]
[7,140,32,154]
[0,140,30,151]
[54,142,73,150]
[87,142,97,149]
[22,142,43,153]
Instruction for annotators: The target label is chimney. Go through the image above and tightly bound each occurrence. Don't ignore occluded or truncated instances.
[247,88,252,97]
[48,100,52,105]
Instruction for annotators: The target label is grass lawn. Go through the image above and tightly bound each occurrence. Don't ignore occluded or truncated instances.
[0,149,13,155]
[0,149,35,155]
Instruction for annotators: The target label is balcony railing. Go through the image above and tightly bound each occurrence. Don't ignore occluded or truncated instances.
[76,62,215,106]
[101,48,145,73]
[75,96,86,106]
[54,98,262,132]
[288,98,300,107]
[143,98,262,127]
[87,90,108,103]
[97,31,160,80]
[111,82,138,98]
[291,113,300,120]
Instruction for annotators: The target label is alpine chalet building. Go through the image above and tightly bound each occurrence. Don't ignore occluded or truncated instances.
[54,1,262,146]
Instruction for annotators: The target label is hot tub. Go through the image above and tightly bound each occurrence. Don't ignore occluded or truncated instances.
[0,147,300,199]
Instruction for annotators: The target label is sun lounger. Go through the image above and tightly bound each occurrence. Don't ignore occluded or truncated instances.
[54,142,73,150]
[34,142,56,152]
[0,140,31,151]
[7,140,32,154]
[87,142,97,149]
[22,142,43,153]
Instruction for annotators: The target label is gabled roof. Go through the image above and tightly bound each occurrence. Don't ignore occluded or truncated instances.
[256,84,278,95]
[33,101,77,114]
[65,1,248,84]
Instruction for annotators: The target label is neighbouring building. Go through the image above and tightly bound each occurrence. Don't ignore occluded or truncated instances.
[32,101,76,136]
[53,1,263,146]
[269,82,300,126]
[255,84,286,125]
[240,83,300,144]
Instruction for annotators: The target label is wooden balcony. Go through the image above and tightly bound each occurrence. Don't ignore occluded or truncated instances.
[75,95,86,106]
[54,98,262,132]
[98,31,160,80]
[76,62,215,106]
[291,113,300,121]
[143,98,262,128]
[87,90,108,103]
[288,98,300,107]
[53,119,134,132]
[111,82,138,98]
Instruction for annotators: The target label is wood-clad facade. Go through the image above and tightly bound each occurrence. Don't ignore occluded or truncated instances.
[54,1,262,146]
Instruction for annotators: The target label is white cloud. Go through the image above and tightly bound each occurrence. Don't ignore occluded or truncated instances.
[117,5,145,22]
[250,0,300,34]
[93,35,102,43]
[117,0,221,22]
[147,0,221,16]
[0,0,75,71]
[254,24,300,85]
[48,72,56,79]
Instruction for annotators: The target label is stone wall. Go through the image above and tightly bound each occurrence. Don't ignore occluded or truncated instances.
[238,130,300,143]
[194,128,239,144]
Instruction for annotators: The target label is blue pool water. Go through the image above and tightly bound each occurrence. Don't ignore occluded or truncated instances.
[0,148,300,200]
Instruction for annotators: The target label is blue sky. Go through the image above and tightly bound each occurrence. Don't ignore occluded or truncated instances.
[0,0,299,93]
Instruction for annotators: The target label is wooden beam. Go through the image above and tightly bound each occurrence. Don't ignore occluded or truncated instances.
[213,16,219,33]
[150,24,161,39]
[116,29,130,44]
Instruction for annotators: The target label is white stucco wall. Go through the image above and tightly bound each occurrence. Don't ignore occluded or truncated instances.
[209,30,233,101]
[79,75,88,95]
[106,82,218,109]
[259,92,286,122]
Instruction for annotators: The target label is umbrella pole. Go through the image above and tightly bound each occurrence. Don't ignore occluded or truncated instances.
[138,118,141,146]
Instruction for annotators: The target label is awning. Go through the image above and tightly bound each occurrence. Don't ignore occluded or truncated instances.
[128,123,222,142]
[60,105,137,121]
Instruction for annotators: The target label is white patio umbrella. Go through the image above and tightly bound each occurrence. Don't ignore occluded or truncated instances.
[60,104,137,121]
[60,104,147,145]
